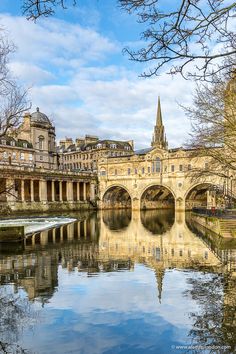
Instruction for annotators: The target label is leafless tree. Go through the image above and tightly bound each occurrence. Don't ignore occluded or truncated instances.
[0,30,30,138]
[119,0,236,81]
[22,1,236,82]
[0,288,33,353]
[184,73,236,189]
[22,0,77,20]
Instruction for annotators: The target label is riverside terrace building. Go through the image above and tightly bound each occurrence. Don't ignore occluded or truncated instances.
[0,108,97,213]
[58,136,134,172]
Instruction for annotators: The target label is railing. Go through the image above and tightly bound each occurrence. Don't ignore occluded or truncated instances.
[0,164,97,177]
[192,207,226,217]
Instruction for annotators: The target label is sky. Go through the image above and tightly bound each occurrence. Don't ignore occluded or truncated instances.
[0,0,195,149]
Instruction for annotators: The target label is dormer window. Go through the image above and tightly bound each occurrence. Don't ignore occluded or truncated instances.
[23,142,27,148]
[1,139,6,145]
[10,140,15,147]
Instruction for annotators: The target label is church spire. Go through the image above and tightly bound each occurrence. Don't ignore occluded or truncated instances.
[155,268,165,304]
[156,96,163,126]
[151,97,168,149]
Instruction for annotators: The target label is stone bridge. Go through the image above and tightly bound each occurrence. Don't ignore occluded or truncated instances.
[97,150,235,211]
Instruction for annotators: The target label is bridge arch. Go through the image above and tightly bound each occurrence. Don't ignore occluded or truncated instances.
[140,184,175,210]
[185,182,223,209]
[102,184,132,209]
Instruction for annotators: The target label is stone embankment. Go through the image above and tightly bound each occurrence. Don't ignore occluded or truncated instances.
[191,213,236,238]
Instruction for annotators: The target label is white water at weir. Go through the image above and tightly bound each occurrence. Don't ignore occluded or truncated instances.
[0,217,76,234]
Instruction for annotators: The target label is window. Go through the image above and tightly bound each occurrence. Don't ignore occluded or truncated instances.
[155,248,161,260]
[179,164,183,172]
[128,168,131,175]
[171,165,175,172]
[148,166,151,173]
[155,158,161,172]
[12,152,16,160]
[29,153,33,161]
[38,136,44,150]
[10,140,15,147]
[23,142,27,148]
[142,167,145,174]
[179,250,183,257]
[3,151,7,159]
[40,156,43,161]
[20,152,24,160]
[100,170,106,176]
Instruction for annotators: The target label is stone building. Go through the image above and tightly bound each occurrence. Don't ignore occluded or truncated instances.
[0,108,97,212]
[0,136,35,169]
[58,135,134,172]
[98,98,236,210]
[17,107,57,169]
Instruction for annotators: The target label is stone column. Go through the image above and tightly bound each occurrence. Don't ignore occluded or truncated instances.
[51,181,55,202]
[30,180,34,202]
[39,180,47,202]
[67,181,73,201]
[59,181,63,202]
[40,231,48,246]
[83,182,87,201]
[68,224,74,240]
[21,180,25,202]
[77,182,80,202]
[6,178,15,202]
[90,183,95,201]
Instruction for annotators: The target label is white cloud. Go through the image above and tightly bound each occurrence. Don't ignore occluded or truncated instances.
[0,13,194,149]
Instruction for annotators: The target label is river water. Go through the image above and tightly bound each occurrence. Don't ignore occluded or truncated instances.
[0,210,235,354]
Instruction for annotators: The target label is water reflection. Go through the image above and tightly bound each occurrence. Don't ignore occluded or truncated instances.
[140,209,175,234]
[0,210,235,353]
[102,209,132,231]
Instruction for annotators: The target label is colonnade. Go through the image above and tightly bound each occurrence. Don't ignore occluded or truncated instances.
[1,177,96,203]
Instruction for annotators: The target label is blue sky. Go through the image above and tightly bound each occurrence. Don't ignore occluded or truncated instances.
[0,0,194,148]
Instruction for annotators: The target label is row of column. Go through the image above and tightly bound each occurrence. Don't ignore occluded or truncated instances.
[26,219,97,247]
[5,178,96,203]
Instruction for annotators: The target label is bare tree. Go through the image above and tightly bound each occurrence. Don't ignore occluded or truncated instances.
[184,73,236,189]
[0,31,30,138]
[21,1,236,82]
[22,0,77,20]
[0,287,33,353]
[119,0,236,81]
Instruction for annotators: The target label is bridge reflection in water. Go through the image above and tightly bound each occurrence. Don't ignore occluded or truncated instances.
[0,210,236,352]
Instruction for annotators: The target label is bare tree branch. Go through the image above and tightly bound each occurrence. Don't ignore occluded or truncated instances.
[184,72,236,185]
[0,29,31,138]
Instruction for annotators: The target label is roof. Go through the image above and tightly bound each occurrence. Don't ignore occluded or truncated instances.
[0,136,33,149]
[31,107,52,127]
[134,147,153,155]
[61,139,133,153]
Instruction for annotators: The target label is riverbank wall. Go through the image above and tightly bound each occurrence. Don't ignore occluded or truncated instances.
[0,201,96,215]
[191,213,236,238]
